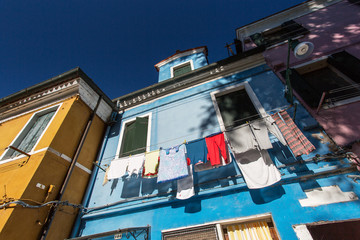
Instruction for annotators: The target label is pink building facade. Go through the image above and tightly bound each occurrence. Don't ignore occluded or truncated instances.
[237,0,360,156]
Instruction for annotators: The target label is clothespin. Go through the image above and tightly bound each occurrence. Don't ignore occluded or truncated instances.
[184,140,187,144]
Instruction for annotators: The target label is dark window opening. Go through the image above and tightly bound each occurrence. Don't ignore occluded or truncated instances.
[216,89,260,130]
[173,62,192,77]
[119,117,148,157]
[250,20,309,47]
[281,51,360,108]
[306,219,360,240]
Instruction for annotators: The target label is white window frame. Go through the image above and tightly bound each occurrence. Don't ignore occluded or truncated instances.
[115,112,152,158]
[170,60,194,78]
[161,213,280,240]
[210,82,267,132]
[0,104,61,164]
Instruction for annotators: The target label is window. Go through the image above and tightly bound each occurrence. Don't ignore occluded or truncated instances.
[282,51,360,108]
[211,83,266,131]
[294,219,360,240]
[162,215,279,240]
[1,106,58,161]
[171,61,193,78]
[117,113,151,158]
[163,225,218,240]
[250,20,309,47]
[223,220,279,240]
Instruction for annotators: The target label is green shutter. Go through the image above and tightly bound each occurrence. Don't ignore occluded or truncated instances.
[328,51,360,83]
[120,117,148,157]
[173,63,192,77]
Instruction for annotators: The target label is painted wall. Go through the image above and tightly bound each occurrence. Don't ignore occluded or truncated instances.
[263,0,360,147]
[76,63,359,239]
[157,52,208,82]
[0,96,107,240]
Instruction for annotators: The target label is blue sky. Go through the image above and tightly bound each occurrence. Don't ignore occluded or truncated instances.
[0,0,304,100]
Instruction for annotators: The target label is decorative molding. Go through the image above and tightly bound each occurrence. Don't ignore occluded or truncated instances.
[117,54,264,111]
[236,0,340,40]
[154,47,207,70]
[0,77,112,123]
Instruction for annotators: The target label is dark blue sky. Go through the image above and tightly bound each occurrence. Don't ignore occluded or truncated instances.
[0,0,304,100]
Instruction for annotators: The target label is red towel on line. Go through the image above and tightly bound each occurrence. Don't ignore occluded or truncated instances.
[271,110,315,157]
[205,133,228,166]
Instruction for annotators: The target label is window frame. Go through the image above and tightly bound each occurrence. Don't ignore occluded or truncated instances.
[115,112,152,158]
[289,55,360,109]
[0,104,61,164]
[170,60,194,78]
[162,213,280,240]
[210,82,267,132]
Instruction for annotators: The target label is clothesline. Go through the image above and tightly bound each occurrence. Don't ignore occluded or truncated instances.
[99,105,294,164]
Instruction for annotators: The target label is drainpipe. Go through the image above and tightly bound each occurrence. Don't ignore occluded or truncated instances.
[69,116,114,238]
[40,96,103,240]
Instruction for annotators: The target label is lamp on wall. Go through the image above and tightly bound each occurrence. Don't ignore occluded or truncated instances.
[284,39,314,118]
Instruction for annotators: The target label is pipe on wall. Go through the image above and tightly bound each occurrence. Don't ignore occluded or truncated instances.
[69,117,115,238]
[39,96,103,240]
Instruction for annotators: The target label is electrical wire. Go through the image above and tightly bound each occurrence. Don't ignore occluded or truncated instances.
[0,199,83,210]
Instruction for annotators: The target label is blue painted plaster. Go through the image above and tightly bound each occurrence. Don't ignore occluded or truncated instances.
[157,52,208,82]
[77,64,360,239]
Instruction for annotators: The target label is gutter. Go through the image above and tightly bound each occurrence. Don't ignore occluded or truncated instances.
[39,96,103,240]
[69,112,118,238]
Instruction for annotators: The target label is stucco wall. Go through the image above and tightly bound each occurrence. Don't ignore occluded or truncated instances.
[263,0,360,146]
[76,64,357,239]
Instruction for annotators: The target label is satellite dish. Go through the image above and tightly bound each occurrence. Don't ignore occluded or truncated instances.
[293,41,314,59]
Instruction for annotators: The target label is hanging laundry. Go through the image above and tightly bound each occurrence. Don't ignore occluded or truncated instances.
[107,153,145,180]
[107,157,128,180]
[176,165,195,200]
[127,153,145,176]
[103,166,110,186]
[142,149,160,178]
[251,116,287,149]
[272,110,315,157]
[234,149,281,189]
[226,125,256,154]
[157,144,188,183]
[226,116,286,154]
[186,138,208,165]
[205,132,228,166]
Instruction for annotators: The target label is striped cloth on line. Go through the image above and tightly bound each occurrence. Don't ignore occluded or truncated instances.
[271,110,315,157]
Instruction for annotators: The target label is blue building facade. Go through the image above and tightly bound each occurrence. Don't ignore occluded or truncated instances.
[69,2,360,240]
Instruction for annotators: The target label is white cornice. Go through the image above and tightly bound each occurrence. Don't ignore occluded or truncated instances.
[155,47,207,70]
[0,77,112,123]
[236,0,341,40]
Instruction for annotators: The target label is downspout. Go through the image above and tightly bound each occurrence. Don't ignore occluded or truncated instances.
[40,96,103,240]
[69,115,115,238]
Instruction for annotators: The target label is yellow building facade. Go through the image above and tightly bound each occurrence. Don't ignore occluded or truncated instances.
[0,68,115,240]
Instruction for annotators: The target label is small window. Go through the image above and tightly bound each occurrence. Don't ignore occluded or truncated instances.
[211,83,264,131]
[216,89,260,129]
[282,51,360,108]
[1,107,57,161]
[250,20,309,47]
[172,62,192,78]
[119,116,149,157]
